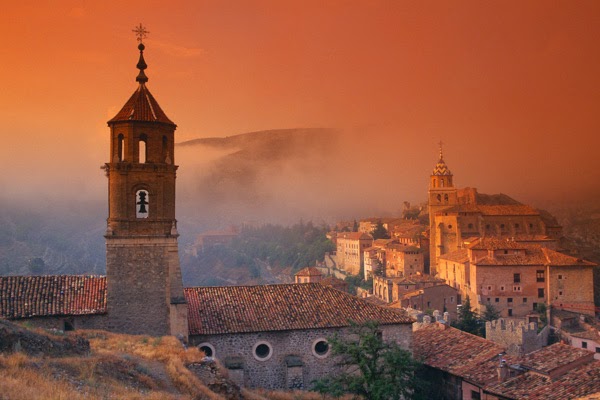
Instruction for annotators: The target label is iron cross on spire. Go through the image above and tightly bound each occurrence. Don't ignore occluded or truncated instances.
[132,23,150,43]
[438,140,444,160]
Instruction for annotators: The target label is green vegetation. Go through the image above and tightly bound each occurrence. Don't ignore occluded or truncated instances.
[371,220,390,240]
[313,321,426,400]
[451,296,483,337]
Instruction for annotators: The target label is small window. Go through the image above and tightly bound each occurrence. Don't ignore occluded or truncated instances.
[500,224,505,230]
[500,286,505,291]
[523,298,528,303]
[468,223,473,229]
[582,341,588,349]
[253,341,273,361]
[538,288,544,298]
[471,390,481,400]
[313,339,330,358]
[558,275,563,280]
[448,225,453,229]
[536,270,545,282]
[508,309,513,317]
[136,190,149,218]
[515,223,520,229]
[199,343,215,358]
[595,347,600,353]
[117,134,125,161]
[558,291,563,296]
[514,273,521,283]
[486,224,490,230]
[139,134,148,163]
[495,298,499,303]
[508,298,513,303]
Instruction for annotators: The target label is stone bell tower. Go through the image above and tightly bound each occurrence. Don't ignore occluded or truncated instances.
[428,143,458,275]
[104,27,188,337]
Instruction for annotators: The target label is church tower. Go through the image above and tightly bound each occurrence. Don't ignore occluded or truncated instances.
[428,144,458,275]
[104,29,188,338]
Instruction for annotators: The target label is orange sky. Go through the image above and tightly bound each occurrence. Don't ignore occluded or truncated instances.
[1,1,600,211]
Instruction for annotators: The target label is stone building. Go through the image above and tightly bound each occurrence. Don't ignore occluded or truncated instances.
[384,244,424,277]
[335,232,373,275]
[427,146,562,275]
[438,237,597,318]
[372,273,446,304]
[399,283,458,320]
[184,283,413,389]
[294,267,322,283]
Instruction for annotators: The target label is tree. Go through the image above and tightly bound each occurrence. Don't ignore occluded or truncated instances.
[452,295,482,336]
[481,303,500,323]
[313,321,426,400]
[371,220,391,240]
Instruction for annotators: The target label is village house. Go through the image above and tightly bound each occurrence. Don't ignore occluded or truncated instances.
[437,237,597,318]
[552,310,600,360]
[384,244,424,277]
[294,266,323,283]
[399,283,458,320]
[335,232,373,276]
[414,321,600,400]
[372,273,448,304]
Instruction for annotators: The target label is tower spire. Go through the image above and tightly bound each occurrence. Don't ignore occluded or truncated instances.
[438,140,444,161]
[132,23,150,84]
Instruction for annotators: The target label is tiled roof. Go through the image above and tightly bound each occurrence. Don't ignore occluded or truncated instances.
[185,283,413,335]
[392,274,445,285]
[0,275,107,319]
[337,232,373,241]
[438,204,539,216]
[413,323,505,385]
[467,237,528,250]
[485,357,600,400]
[432,157,452,176]
[294,267,322,277]
[108,84,175,126]
[472,246,596,267]
[439,249,469,263]
[518,343,592,375]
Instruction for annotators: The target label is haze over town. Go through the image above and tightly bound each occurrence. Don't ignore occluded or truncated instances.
[2,1,600,226]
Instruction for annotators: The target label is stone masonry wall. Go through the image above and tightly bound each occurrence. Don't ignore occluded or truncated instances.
[106,236,186,336]
[189,323,412,390]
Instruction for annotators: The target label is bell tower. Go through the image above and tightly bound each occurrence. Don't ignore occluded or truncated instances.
[428,143,458,275]
[104,26,188,338]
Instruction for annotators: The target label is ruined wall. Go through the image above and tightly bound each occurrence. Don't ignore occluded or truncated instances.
[486,318,548,355]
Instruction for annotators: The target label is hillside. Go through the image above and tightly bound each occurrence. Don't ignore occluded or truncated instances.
[0,319,339,400]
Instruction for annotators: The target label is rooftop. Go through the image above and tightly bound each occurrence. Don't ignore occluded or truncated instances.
[0,275,107,319]
[185,283,413,336]
[294,267,322,277]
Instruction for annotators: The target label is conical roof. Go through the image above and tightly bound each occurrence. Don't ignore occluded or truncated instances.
[108,43,175,126]
[432,144,452,176]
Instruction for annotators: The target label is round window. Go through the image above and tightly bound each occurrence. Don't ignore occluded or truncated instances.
[312,338,330,358]
[253,341,273,361]
[198,343,215,358]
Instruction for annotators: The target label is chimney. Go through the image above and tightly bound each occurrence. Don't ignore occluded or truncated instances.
[497,358,508,383]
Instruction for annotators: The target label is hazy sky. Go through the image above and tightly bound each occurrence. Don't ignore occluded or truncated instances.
[1,1,600,212]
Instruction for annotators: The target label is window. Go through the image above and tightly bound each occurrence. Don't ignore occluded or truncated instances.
[139,134,148,163]
[536,270,545,282]
[486,224,490,230]
[533,302,538,310]
[523,298,528,303]
[312,339,330,358]
[198,343,215,358]
[253,341,273,361]
[596,347,600,353]
[508,298,513,303]
[500,224,505,230]
[471,390,481,400]
[448,225,453,229]
[136,190,149,218]
[500,286,505,291]
[514,273,521,283]
[508,309,513,317]
[558,274,563,280]
[558,291,563,296]
[468,223,473,229]
[529,223,533,228]
[515,223,520,229]
[538,288,544,298]
[582,341,588,349]
[162,135,169,163]
[495,298,499,303]
[513,286,521,292]
[117,134,125,161]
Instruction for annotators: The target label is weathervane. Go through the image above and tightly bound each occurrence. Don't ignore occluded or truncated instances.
[132,23,150,43]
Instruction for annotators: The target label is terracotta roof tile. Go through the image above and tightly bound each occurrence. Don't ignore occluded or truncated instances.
[414,323,505,385]
[185,283,413,335]
[439,249,470,263]
[0,275,107,319]
[295,267,322,277]
[108,84,175,126]
[337,232,373,241]
[438,204,539,216]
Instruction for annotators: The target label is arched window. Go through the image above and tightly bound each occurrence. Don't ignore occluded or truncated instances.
[117,134,124,161]
[136,190,149,218]
[138,134,148,164]
[440,179,445,187]
[432,178,437,187]
[162,136,168,163]
[139,134,148,163]
[444,194,449,202]
[437,194,442,202]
